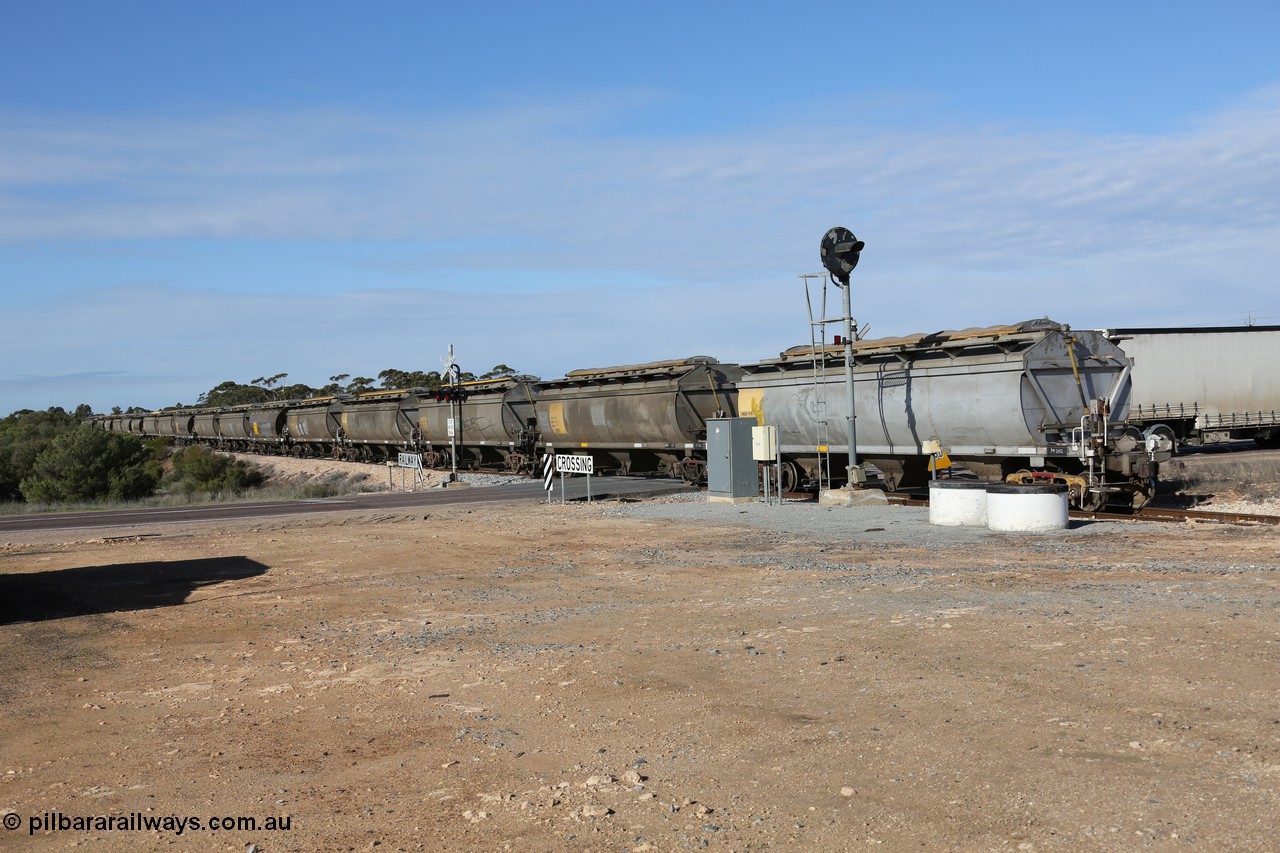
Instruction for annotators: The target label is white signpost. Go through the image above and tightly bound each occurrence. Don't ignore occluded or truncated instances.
[554,454,594,503]
[542,454,555,502]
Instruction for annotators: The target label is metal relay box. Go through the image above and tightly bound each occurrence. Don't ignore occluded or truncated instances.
[751,425,778,461]
[706,417,758,501]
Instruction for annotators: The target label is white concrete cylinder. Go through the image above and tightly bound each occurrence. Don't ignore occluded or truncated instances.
[928,480,990,526]
[985,484,1069,532]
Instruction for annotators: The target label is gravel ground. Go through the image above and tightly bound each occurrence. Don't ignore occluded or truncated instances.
[3,451,1278,851]
[605,498,1167,544]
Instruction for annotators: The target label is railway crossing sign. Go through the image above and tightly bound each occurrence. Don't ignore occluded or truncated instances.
[554,454,594,475]
[546,454,594,504]
[393,452,425,490]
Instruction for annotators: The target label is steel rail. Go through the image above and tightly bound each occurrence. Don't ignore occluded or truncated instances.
[880,491,1280,525]
[1073,505,1280,525]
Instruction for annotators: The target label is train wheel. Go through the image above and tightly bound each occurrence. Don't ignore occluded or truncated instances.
[680,459,702,484]
[779,460,799,493]
[1253,429,1280,449]
[1076,487,1107,512]
[1143,424,1179,454]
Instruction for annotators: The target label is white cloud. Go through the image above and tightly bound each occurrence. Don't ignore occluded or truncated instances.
[3,87,1279,413]
[2,86,1278,269]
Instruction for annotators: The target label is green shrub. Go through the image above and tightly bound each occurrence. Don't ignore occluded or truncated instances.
[297,481,341,499]
[165,446,265,495]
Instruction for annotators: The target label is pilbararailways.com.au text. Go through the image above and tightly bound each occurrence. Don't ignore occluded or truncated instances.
[8,810,292,836]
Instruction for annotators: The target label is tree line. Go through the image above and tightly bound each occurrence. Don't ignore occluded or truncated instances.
[2,407,263,506]
[117,363,522,411]
[1,363,524,506]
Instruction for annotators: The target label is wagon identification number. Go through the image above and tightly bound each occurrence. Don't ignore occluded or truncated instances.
[555,454,594,475]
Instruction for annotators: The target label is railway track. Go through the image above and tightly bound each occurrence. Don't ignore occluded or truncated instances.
[880,491,1280,526]
[1073,505,1280,525]
[232,456,1280,527]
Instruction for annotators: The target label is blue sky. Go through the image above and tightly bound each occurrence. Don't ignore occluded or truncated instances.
[3,1,1278,414]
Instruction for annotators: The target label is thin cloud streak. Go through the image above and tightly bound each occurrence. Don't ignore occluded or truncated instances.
[1,86,1278,277]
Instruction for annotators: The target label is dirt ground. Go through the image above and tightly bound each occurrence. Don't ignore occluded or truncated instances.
[2,457,1279,851]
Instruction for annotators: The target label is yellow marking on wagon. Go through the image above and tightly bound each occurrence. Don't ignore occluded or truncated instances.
[738,388,764,426]
[547,402,567,435]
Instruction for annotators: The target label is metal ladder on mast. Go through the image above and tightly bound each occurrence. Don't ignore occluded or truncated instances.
[801,273,833,491]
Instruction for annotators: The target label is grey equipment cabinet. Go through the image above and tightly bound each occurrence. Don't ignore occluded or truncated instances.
[706,417,759,502]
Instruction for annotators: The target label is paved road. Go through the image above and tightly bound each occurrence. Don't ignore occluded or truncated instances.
[0,477,694,534]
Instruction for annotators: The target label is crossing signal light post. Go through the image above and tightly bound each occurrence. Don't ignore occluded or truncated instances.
[820,226,868,488]
[439,344,464,484]
[434,382,468,482]
[433,387,469,403]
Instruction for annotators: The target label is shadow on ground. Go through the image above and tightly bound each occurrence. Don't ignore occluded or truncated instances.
[0,557,269,625]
